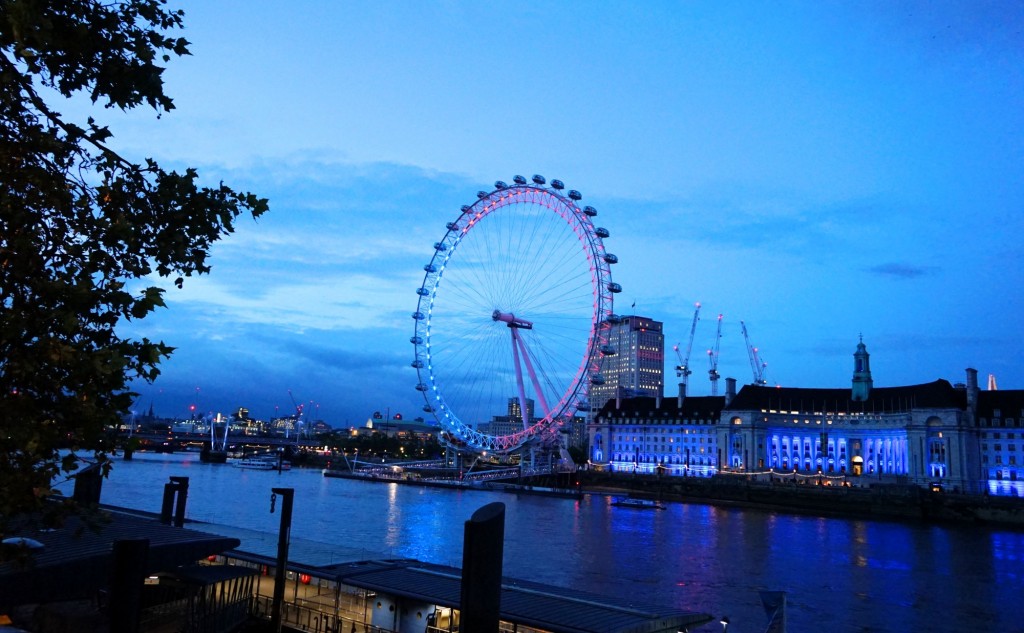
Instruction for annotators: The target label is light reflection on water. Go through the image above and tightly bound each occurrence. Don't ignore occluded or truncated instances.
[87,453,1024,633]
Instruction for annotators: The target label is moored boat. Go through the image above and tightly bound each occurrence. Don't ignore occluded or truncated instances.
[235,455,291,470]
[611,497,665,510]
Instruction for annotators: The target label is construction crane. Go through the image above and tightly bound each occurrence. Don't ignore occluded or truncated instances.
[287,390,304,439]
[740,320,768,386]
[673,303,701,398]
[707,313,723,396]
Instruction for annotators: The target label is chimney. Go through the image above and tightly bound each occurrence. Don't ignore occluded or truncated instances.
[725,377,737,407]
[677,381,686,409]
[615,385,622,410]
[966,368,979,415]
[656,394,662,410]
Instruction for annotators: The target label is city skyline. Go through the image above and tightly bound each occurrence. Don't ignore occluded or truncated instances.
[98,1,1023,425]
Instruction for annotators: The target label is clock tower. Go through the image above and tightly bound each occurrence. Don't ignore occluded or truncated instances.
[851,335,873,402]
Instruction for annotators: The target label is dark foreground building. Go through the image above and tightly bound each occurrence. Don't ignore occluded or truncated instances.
[2,479,713,632]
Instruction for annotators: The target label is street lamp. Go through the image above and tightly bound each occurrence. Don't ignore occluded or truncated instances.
[720,616,729,632]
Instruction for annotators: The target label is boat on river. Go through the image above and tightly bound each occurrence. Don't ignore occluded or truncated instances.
[234,455,290,470]
[611,497,665,510]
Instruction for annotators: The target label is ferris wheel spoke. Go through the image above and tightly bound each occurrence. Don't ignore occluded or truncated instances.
[517,275,592,317]
[507,213,560,296]
[511,263,587,312]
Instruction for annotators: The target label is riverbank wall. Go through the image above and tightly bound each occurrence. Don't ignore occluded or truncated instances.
[575,471,1024,527]
[316,458,1024,527]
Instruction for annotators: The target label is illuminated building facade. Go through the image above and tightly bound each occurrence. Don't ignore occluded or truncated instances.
[977,390,1024,496]
[588,395,724,475]
[720,374,982,492]
[590,315,665,408]
[587,338,1022,496]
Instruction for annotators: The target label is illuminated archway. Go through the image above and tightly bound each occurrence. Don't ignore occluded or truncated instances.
[851,455,864,477]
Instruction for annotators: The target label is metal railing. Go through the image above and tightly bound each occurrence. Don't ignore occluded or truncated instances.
[252,594,390,633]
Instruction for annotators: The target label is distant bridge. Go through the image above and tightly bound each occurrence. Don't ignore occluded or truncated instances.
[122,432,321,452]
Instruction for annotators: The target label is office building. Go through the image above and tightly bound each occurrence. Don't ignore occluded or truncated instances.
[590,315,665,409]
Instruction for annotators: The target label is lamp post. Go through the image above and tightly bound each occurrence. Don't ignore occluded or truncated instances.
[720,616,730,632]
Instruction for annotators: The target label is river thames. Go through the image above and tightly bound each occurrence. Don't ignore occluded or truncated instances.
[88,452,1024,633]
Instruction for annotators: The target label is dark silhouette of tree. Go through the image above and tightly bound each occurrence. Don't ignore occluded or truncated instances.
[0,0,268,551]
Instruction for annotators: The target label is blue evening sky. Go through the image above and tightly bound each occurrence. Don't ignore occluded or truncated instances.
[102,1,1022,426]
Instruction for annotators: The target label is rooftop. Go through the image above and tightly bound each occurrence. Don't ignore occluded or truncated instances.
[0,506,240,608]
[725,379,967,413]
[598,395,725,420]
[229,553,711,633]
[977,389,1024,419]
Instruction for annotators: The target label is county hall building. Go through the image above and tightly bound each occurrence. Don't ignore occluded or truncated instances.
[588,338,1024,496]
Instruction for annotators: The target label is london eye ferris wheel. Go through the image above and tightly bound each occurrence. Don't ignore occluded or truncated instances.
[411,175,619,454]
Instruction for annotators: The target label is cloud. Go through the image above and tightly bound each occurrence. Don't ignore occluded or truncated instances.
[260,334,408,373]
[607,186,905,258]
[152,271,415,333]
[865,263,936,279]
[122,162,480,334]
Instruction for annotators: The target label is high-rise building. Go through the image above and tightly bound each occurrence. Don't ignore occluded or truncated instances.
[479,397,535,437]
[507,397,534,425]
[590,315,665,409]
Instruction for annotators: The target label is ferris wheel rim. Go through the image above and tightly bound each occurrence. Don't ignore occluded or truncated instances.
[412,179,616,454]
